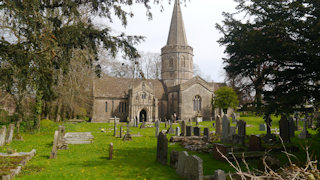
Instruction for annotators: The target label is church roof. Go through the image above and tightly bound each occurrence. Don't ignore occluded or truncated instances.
[93,76,166,99]
[166,0,188,46]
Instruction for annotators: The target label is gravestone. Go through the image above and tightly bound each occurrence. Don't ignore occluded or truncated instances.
[123,123,132,141]
[237,120,246,145]
[194,127,200,136]
[185,155,203,180]
[57,126,68,150]
[113,118,117,136]
[298,118,310,139]
[288,117,295,137]
[175,127,180,136]
[156,132,168,165]
[213,143,228,161]
[167,121,175,134]
[170,150,179,168]
[186,126,192,136]
[221,115,230,143]
[50,131,59,159]
[120,126,123,138]
[0,126,6,147]
[215,115,222,135]
[155,120,160,137]
[109,143,113,160]
[214,169,226,180]
[203,128,209,139]
[264,114,273,137]
[5,124,14,144]
[230,126,236,136]
[140,121,146,129]
[135,118,139,127]
[64,132,94,144]
[181,120,186,136]
[176,151,189,177]
[259,124,266,131]
[231,113,237,124]
[294,112,300,130]
[249,135,262,151]
[279,116,290,143]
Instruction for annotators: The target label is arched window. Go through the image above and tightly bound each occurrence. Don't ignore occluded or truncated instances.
[193,95,201,111]
[105,102,108,112]
[169,58,173,67]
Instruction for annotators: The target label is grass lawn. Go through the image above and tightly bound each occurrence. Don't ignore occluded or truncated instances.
[0,115,319,179]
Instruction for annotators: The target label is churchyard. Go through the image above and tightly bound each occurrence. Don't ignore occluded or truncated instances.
[0,113,319,179]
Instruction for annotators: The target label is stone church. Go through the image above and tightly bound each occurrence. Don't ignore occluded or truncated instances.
[92,0,225,123]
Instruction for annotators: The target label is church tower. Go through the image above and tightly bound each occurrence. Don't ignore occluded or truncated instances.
[161,0,194,87]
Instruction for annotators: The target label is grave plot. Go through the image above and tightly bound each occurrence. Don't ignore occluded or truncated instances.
[0,149,36,180]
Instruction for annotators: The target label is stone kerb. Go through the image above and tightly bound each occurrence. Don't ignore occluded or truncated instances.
[0,126,6,147]
[5,123,15,144]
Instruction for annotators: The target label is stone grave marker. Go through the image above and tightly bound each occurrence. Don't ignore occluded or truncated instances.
[203,128,209,139]
[230,126,236,136]
[114,117,117,136]
[0,126,6,147]
[298,118,310,139]
[221,115,230,143]
[259,124,266,131]
[215,115,221,135]
[237,120,246,145]
[109,143,113,160]
[185,155,203,180]
[279,116,290,143]
[170,150,179,168]
[135,118,139,127]
[194,127,200,136]
[167,121,175,134]
[120,126,123,138]
[155,120,160,137]
[264,114,273,137]
[5,124,14,144]
[57,126,68,150]
[50,131,59,159]
[186,126,192,136]
[181,120,186,136]
[288,116,295,137]
[64,132,94,144]
[176,151,189,177]
[140,121,146,129]
[249,135,262,151]
[156,132,168,165]
[214,169,226,180]
[231,112,237,124]
[213,143,228,161]
[294,112,299,130]
[123,123,132,141]
[175,127,180,136]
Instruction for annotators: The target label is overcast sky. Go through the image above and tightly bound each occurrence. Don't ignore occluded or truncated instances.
[108,0,238,83]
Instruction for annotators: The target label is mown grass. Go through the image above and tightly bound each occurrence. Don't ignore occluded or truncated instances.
[0,115,319,179]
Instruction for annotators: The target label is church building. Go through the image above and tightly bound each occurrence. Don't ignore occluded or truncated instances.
[92,0,225,122]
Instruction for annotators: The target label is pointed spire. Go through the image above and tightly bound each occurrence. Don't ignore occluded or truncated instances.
[166,0,188,45]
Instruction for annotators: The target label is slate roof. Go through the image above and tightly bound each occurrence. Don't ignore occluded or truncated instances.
[93,76,167,99]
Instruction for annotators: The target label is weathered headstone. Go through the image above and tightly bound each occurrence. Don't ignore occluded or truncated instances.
[214,169,226,180]
[279,116,290,143]
[167,121,175,134]
[215,115,222,135]
[181,120,186,136]
[5,124,14,144]
[186,126,192,136]
[0,126,6,147]
[294,112,300,130]
[203,128,209,139]
[57,125,68,150]
[64,132,94,144]
[170,150,179,168]
[264,114,273,137]
[221,115,230,143]
[231,112,237,123]
[114,117,117,136]
[176,151,189,177]
[156,132,168,165]
[175,127,180,136]
[109,143,113,160]
[123,123,132,141]
[237,120,246,145]
[288,117,295,137]
[230,126,236,136]
[50,131,59,159]
[194,127,200,136]
[120,126,123,138]
[185,155,203,180]
[298,118,310,139]
[249,135,262,151]
[155,120,160,137]
[259,124,266,131]
[213,143,228,161]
